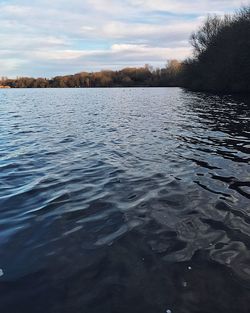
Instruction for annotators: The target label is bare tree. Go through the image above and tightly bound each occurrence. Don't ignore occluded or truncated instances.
[190,15,231,56]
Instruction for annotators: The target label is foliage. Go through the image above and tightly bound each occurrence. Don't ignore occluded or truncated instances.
[182,6,250,93]
[0,62,182,88]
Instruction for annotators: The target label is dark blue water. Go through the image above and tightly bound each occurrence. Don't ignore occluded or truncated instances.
[0,88,249,313]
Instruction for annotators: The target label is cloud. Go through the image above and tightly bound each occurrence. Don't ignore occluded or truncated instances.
[127,0,249,14]
[0,0,247,77]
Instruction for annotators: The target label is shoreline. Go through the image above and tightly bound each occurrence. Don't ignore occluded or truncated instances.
[1,86,249,95]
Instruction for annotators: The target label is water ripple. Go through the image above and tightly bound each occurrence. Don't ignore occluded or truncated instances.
[0,88,249,313]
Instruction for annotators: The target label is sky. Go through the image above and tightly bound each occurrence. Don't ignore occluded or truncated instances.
[0,0,248,77]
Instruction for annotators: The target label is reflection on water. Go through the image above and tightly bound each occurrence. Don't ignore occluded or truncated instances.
[0,88,249,313]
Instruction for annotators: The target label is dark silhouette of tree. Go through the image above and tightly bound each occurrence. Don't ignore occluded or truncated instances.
[190,15,231,55]
[182,6,250,93]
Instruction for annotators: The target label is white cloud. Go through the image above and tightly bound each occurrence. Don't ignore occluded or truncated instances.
[99,20,200,43]
[25,44,191,62]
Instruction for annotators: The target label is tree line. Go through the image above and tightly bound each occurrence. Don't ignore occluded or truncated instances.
[1,6,249,92]
[0,61,182,88]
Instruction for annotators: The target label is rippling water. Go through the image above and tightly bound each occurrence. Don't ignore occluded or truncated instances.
[0,88,250,313]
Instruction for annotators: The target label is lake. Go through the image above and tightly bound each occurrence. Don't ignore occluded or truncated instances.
[0,87,249,313]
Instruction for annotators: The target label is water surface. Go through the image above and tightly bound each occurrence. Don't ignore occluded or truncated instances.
[0,88,250,313]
